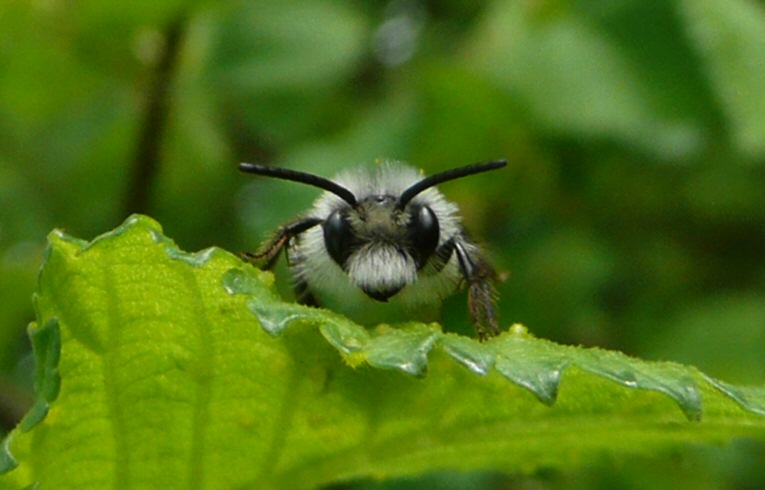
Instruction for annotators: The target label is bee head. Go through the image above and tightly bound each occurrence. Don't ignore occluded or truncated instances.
[322,194,440,301]
[238,159,507,302]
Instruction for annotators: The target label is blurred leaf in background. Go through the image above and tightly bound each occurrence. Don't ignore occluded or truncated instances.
[1,0,765,488]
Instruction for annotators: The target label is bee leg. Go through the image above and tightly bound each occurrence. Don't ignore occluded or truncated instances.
[453,240,500,341]
[241,217,323,270]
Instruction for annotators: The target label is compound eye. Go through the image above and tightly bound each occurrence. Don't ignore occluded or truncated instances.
[407,205,440,269]
[323,209,354,267]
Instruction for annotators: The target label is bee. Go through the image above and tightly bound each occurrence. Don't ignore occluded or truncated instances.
[239,160,506,340]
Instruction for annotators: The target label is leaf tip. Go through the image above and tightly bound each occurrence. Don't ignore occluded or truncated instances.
[222,267,275,297]
[0,432,18,475]
[343,352,368,369]
[442,334,495,375]
[19,318,61,431]
[363,325,440,377]
[507,323,531,337]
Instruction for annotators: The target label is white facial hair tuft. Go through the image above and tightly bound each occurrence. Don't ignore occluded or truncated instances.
[346,243,417,293]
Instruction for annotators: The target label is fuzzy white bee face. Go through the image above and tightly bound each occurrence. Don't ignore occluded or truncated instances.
[321,193,439,301]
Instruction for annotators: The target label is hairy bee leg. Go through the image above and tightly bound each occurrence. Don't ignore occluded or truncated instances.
[241,217,323,270]
[453,241,500,340]
[469,278,500,341]
[431,237,456,272]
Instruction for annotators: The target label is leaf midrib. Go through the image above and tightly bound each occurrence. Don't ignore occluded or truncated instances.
[104,250,130,490]
[183,261,214,490]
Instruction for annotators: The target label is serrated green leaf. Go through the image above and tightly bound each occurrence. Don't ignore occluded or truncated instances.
[1,215,765,490]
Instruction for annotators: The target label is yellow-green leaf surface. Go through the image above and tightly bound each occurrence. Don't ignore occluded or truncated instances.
[2,215,765,489]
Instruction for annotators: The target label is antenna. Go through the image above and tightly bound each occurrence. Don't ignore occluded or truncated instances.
[397,159,507,210]
[239,163,357,206]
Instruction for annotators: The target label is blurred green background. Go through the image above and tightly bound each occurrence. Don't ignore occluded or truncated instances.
[2,0,765,488]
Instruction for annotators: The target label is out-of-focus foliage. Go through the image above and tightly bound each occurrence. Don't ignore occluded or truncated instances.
[1,0,764,488]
